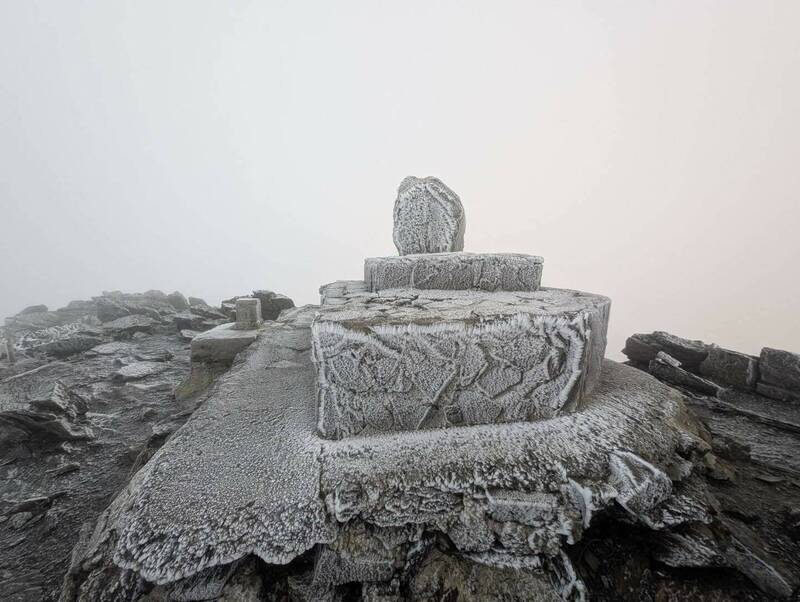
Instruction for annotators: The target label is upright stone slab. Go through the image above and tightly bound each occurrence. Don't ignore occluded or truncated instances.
[365,252,543,292]
[234,298,262,330]
[311,286,610,439]
[393,176,465,255]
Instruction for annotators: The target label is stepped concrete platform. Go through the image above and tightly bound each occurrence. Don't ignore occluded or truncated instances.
[312,284,610,439]
[104,305,708,589]
[365,252,543,292]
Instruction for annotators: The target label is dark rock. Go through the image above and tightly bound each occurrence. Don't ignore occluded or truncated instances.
[712,434,751,462]
[47,462,81,477]
[95,297,131,322]
[18,304,48,315]
[0,369,93,452]
[759,347,800,393]
[111,361,168,383]
[188,297,207,306]
[173,312,205,331]
[59,300,96,312]
[166,291,190,311]
[700,346,759,390]
[7,511,34,529]
[721,518,795,599]
[756,382,800,403]
[179,329,200,342]
[252,290,295,321]
[754,473,785,484]
[102,315,158,337]
[188,304,228,321]
[785,507,800,541]
[220,298,238,320]
[31,335,103,358]
[90,341,131,355]
[96,293,178,323]
[649,352,721,396]
[623,331,710,369]
[4,310,65,331]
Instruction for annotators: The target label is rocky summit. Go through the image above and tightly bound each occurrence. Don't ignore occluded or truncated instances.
[1,181,798,601]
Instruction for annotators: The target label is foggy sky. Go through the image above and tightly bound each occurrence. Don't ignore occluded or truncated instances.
[1,1,799,360]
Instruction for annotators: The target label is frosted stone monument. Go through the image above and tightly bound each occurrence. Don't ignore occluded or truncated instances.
[312,177,610,438]
[90,177,714,602]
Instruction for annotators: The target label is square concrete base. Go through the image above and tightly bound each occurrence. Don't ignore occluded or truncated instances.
[190,323,260,364]
[312,284,610,439]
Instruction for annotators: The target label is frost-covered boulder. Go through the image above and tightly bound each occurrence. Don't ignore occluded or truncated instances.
[393,176,465,255]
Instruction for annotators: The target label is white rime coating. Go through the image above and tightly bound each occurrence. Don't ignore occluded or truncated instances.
[393,176,466,255]
[311,284,610,439]
[104,306,712,587]
[365,252,543,293]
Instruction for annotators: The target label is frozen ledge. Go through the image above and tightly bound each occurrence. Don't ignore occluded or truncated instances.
[108,306,706,585]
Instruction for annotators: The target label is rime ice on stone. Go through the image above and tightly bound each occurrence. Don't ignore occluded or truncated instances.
[313,180,610,439]
[365,252,543,292]
[234,297,262,330]
[70,178,727,601]
[312,288,610,438]
[393,176,465,255]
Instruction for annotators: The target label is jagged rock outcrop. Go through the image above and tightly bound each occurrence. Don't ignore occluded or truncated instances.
[4,180,799,601]
[55,181,799,602]
[0,288,294,602]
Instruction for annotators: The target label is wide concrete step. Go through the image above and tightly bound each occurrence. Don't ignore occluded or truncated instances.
[365,252,543,293]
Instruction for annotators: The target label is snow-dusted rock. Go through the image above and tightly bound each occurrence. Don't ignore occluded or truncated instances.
[393,176,465,255]
[112,361,168,383]
[89,306,707,593]
[190,323,260,364]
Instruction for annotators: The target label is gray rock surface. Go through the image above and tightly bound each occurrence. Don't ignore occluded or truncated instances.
[649,351,721,396]
[365,252,543,292]
[759,347,800,393]
[165,291,190,311]
[622,331,711,369]
[252,290,295,321]
[0,365,93,450]
[112,362,169,383]
[102,315,159,337]
[700,346,759,390]
[189,323,260,364]
[393,176,465,255]
[65,306,714,601]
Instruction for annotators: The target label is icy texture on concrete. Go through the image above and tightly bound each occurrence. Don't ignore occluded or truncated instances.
[365,252,543,293]
[319,357,708,559]
[106,306,707,590]
[113,312,331,583]
[190,323,259,364]
[312,284,610,438]
[393,176,465,255]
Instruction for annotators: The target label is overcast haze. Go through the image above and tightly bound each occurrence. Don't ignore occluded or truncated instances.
[1,1,798,360]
